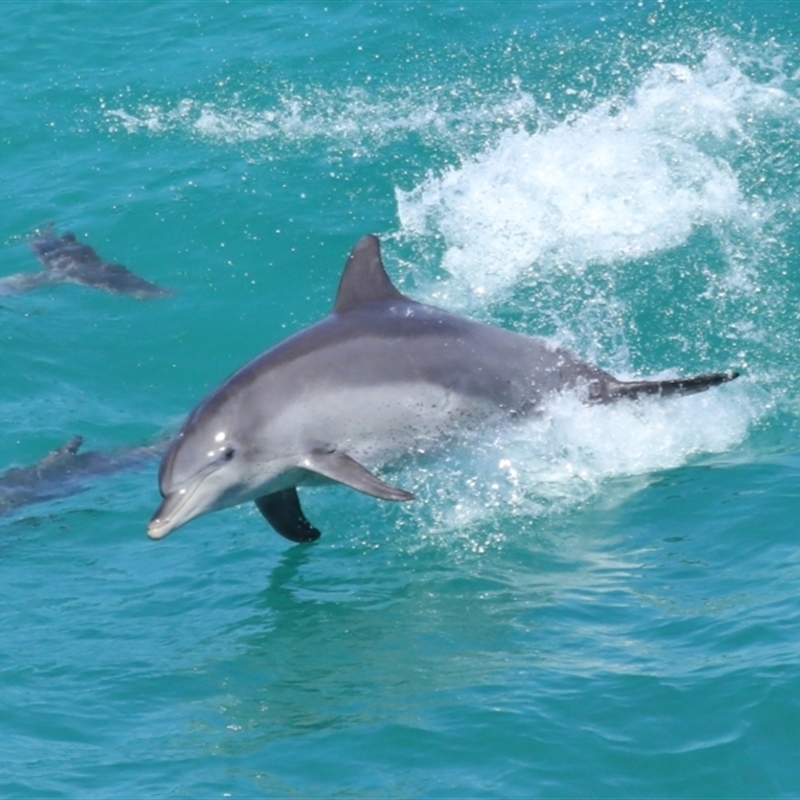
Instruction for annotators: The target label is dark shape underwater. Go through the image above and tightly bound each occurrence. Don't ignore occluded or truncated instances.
[148,234,740,545]
[0,436,167,518]
[0,226,170,298]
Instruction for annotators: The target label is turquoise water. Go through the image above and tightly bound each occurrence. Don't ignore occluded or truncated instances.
[2,0,800,796]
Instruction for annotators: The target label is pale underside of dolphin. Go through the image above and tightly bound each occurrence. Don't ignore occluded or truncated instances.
[148,235,739,544]
[0,227,170,298]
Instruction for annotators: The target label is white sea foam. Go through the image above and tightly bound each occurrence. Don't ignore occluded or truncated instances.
[102,81,539,154]
[401,379,755,546]
[389,43,786,540]
[395,43,792,303]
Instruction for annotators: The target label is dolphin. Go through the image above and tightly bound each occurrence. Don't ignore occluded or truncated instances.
[0,226,170,298]
[1,435,166,517]
[148,234,739,543]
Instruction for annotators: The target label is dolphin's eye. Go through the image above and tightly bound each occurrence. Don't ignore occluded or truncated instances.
[206,444,237,462]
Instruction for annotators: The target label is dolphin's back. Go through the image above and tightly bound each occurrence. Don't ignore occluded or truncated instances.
[183,296,614,466]
[316,300,612,413]
[178,234,737,461]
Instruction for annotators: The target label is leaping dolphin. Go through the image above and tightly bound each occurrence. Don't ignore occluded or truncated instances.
[0,227,170,298]
[148,235,738,543]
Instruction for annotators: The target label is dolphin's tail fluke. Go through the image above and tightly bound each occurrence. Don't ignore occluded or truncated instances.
[611,370,740,401]
[0,271,54,295]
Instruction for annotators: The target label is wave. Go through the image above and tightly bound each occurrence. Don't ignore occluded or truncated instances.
[101,79,540,156]
[387,40,797,539]
[395,41,797,303]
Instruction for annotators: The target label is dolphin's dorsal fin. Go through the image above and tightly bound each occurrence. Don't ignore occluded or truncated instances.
[37,435,83,470]
[332,235,407,314]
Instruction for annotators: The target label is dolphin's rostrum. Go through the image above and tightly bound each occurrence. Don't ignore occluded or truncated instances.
[148,235,738,543]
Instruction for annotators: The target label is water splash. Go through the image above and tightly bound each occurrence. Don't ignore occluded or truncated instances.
[397,383,755,546]
[387,41,794,540]
[395,42,794,304]
[102,80,540,157]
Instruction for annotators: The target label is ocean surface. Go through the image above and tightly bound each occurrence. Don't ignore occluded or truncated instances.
[2,1,800,796]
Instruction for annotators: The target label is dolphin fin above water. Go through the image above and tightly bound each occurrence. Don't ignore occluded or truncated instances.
[608,371,737,400]
[255,489,322,543]
[0,226,171,298]
[148,234,739,544]
[301,449,415,501]
[41,434,85,464]
[254,450,414,542]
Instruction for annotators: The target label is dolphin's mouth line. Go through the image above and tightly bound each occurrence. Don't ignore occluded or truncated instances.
[147,474,208,540]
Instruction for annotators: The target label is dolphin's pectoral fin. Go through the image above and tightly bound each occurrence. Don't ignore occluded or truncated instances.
[255,489,321,543]
[304,449,415,502]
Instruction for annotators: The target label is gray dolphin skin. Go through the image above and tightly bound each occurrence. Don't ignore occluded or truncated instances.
[148,234,739,544]
[1,436,166,517]
[0,227,170,298]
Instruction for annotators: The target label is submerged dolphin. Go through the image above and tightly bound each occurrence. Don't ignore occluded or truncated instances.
[1,435,166,518]
[148,234,738,543]
[0,227,170,298]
